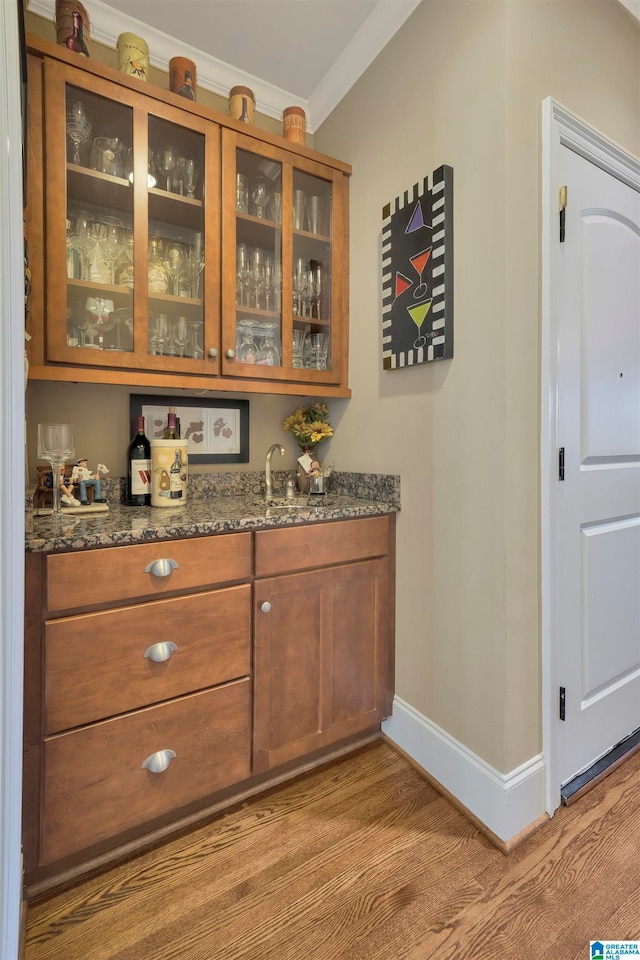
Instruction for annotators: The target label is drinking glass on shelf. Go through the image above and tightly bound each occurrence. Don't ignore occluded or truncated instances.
[68,210,95,280]
[100,217,125,284]
[293,257,307,316]
[112,307,132,350]
[151,313,169,355]
[257,322,280,366]
[263,257,274,311]
[188,319,204,359]
[174,316,189,357]
[156,143,178,192]
[249,248,264,309]
[37,423,76,516]
[236,173,249,213]
[306,195,323,234]
[308,332,328,370]
[179,156,199,198]
[66,100,91,165]
[185,244,205,299]
[251,175,270,219]
[236,243,249,306]
[292,328,306,368]
[90,137,124,176]
[237,320,258,363]
[270,191,282,224]
[293,189,306,230]
[165,240,186,296]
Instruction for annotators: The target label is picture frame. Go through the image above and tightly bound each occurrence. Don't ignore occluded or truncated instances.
[130,394,249,464]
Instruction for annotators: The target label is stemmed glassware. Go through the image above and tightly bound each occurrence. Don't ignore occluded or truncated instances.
[37,423,76,516]
[174,316,189,357]
[165,240,186,295]
[179,156,199,198]
[185,244,205,298]
[157,143,178,192]
[251,175,270,219]
[100,217,125,284]
[66,100,92,165]
[69,210,95,280]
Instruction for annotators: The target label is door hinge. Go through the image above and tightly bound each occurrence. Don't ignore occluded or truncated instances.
[559,185,567,242]
[558,446,565,481]
[559,686,566,721]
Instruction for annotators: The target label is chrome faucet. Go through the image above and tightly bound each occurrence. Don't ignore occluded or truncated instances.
[265,443,285,500]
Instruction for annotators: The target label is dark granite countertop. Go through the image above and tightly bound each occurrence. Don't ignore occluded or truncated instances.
[26,471,401,553]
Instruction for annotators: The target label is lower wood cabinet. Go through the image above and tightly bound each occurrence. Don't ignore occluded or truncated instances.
[23,515,395,894]
[253,558,390,772]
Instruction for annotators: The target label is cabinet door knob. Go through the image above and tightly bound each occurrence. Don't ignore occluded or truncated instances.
[142,749,176,773]
[144,558,178,577]
[225,348,236,359]
[144,641,177,663]
[260,601,272,613]
[208,347,218,358]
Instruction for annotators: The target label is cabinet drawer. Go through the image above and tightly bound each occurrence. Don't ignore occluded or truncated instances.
[254,516,390,577]
[45,585,251,734]
[46,532,252,613]
[42,679,251,864]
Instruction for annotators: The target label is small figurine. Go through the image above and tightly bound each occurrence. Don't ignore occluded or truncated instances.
[71,458,108,504]
[59,465,81,507]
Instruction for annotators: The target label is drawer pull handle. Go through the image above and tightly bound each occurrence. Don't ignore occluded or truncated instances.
[144,641,177,663]
[261,601,272,613]
[144,558,178,578]
[142,749,176,774]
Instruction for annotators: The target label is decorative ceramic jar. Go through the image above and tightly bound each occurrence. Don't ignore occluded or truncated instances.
[229,86,255,124]
[117,33,149,82]
[55,0,90,56]
[170,57,197,100]
[283,106,306,145]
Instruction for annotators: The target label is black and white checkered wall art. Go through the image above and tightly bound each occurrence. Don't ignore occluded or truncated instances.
[381,165,453,369]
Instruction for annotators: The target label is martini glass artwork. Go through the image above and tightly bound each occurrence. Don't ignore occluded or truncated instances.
[407,300,432,350]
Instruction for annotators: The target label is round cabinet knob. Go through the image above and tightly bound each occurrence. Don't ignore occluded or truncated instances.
[144,558,178,578]
[208,347,218,358]
[144,641,177,663]
[142,749,176,774]
[261,601,272,613]
[225,348,236,359]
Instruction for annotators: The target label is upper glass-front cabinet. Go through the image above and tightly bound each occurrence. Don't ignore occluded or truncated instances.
[221,131,344,384]
[44,59,219,374]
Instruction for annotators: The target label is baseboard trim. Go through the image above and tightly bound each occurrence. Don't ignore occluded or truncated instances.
[382,697,547,847]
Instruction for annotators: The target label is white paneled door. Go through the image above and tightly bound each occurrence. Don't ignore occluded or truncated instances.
[556,143,640,787]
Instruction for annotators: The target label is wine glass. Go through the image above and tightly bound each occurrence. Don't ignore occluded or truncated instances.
[100,217,125,284]
[186,244,205,298]
[257,322,280,366]
[37,424,76,516]
[156,143,178,192]
[251,175,270,219]
[66,101,92,166]
[69,210,95,280]
[174,316,189,357]
[179,156,199,198]
[165,240,186,295]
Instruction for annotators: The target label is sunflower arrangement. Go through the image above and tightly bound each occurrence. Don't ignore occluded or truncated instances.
[283,402,333,449]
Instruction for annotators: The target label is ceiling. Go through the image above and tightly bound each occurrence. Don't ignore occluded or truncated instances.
[28,0,422,131]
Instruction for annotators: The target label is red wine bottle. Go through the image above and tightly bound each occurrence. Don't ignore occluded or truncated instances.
[126,416,151,506]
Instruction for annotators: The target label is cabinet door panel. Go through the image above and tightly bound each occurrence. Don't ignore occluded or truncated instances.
[45,584,251,734]
[255,515,390,577]
[254,558,389,772]
[42,680,251,864]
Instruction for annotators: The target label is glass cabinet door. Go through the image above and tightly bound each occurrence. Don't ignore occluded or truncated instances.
[44,60,218,374]
[221,131,343,384]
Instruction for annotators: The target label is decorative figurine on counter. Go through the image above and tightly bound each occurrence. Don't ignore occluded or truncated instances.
[58,465,81,507]
[71,458,108,504]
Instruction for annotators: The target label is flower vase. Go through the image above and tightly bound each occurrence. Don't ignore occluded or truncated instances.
[296,446,316,493]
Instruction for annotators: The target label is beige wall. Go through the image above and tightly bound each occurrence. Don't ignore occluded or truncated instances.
[314,0,640,771]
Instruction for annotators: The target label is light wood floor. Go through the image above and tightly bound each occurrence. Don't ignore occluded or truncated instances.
[25,739,640,960]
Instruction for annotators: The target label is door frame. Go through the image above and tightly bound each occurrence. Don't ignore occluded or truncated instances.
[541,97,640,816]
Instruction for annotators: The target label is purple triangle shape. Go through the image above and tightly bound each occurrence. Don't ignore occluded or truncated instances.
[406,201,425,234]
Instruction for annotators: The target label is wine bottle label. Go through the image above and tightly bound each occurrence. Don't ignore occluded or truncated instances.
[130,458,151,494]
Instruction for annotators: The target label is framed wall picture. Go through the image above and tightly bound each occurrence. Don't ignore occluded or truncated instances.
[381,164,454,369]
[130,395,249,464]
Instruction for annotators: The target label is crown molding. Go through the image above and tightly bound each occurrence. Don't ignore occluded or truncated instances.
[309,0,421,130]
[617,0,640,23]
[27,0,421,132]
